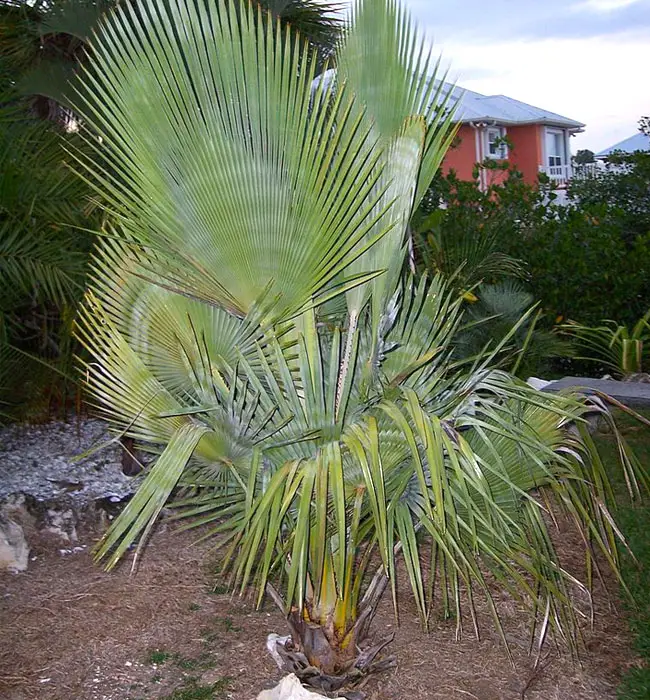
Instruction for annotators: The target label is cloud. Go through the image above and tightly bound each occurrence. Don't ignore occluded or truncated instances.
[576,0,643,12]
[436,32,649,151]
[406,0,650,41]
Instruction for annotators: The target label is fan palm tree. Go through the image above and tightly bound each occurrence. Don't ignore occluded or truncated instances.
[75,0,647,691]
[455,280,570,379]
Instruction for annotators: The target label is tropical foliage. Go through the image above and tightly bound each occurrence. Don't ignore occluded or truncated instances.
[0,0,112,126]
[561,310,650,378]
[0,0,103,419]
[0,0,341,421]
[412,167,526,290]
[567,149,650,250]
[416,162,650,330]
[453,281,568,379]
[0,108,96,420]
[1,0,340,118]
[75,0,647,690]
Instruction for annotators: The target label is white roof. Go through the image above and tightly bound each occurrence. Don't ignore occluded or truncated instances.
[312,71,585,129]
[441,83,585,129]
[596,132,650,158]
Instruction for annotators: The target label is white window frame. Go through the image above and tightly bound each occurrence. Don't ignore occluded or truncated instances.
[545,128,566,168]
[485,126,508,160]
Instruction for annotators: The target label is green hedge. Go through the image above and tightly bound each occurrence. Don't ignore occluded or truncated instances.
[416,154,650,328]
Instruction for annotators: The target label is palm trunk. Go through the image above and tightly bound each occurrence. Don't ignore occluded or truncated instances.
[266,574,395,694]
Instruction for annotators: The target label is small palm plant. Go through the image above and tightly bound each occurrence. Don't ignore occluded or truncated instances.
[455,281,570,378]
[75,0,647,690]
[561,311,650,379]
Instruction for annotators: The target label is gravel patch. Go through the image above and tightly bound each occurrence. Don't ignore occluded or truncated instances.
[0,419,142,503]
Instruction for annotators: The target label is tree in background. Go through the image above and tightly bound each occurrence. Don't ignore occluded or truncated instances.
[0,113,99,419]
[260,0,341,67]
[571,115,650,253]
[574,148,595,164]
[0,0,114,124]
[415,161,650,332]
[0,0,107,419]
[1,0,341,119]
[412,166,573,376]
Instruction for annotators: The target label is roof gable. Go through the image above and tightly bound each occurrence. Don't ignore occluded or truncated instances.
[596,132,650,157]
[440,82,584,129]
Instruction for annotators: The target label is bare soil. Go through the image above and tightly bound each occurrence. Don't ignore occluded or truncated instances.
[0,522,640,700]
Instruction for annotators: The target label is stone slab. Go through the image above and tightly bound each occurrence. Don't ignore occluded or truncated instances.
[543,377,650,407]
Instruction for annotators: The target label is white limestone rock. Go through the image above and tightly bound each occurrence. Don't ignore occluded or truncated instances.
[0,418,144,503]
[256,674,325,700]
[42,507,78,542]
[0,514,29,572]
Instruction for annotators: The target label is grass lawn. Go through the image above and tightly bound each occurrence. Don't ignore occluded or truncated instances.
[595,408,650,699]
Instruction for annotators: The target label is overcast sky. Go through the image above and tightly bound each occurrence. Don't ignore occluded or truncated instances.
[401,0,650,152]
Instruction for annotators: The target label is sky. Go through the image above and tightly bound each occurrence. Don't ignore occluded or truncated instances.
[400,0,650,152]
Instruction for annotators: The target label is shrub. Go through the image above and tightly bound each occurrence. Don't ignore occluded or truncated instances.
[415,161,650,329]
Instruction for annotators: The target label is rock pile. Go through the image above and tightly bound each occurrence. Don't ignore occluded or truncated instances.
[0,418,143,572]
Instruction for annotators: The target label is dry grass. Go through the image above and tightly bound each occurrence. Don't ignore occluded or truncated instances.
[0,517,638,700]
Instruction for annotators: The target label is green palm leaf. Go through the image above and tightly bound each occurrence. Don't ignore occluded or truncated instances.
[561,310,650,377]
[75,0,394,322]
[337,0,458,324]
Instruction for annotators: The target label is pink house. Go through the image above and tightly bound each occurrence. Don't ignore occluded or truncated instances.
[439,84,585,190]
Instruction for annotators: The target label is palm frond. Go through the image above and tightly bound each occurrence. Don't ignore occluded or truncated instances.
[0,116,91,308]
[0,2,41,78]
[75,0,392,322]
[561,310,650,377]
[15,59,79,109]
[260,0,342,59]
[336,0,458,323]
[0,225,84,306]
[412,208,525,290]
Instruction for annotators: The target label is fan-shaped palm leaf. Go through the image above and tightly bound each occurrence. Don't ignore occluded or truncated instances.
[336,0,458,325]
[75,0,395,321]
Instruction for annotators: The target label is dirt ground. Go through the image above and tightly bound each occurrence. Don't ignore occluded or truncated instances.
[0,521,641,700]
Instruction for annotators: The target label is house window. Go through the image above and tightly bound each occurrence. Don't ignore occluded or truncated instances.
[546,129,565,168]
[485,127,508,159]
